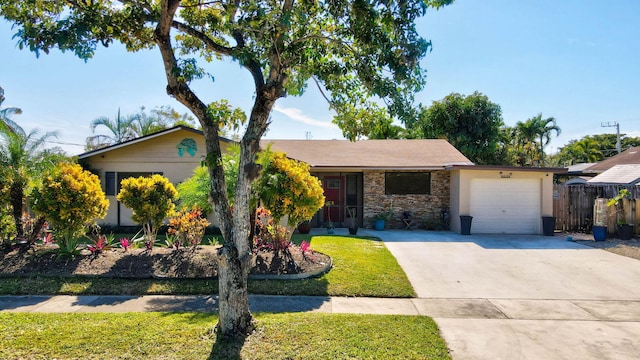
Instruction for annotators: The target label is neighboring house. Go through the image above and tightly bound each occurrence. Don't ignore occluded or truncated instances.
[555,163,597,185]
[79,126,561,235]
[552,150,640,233]
[587,164,640,186]
[78,126,233,226]
[583,147,640,174]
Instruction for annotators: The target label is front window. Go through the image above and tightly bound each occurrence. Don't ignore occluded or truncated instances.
[104,171,163,195]
[385,172,431,195]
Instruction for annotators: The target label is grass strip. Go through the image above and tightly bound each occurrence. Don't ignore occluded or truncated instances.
[0,312,450,359]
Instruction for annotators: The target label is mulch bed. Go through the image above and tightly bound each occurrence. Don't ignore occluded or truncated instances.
[0,245,331,279]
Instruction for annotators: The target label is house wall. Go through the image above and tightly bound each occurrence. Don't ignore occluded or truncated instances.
[83,129,229,226]
[449,169,554,233]
[363,170,450,229]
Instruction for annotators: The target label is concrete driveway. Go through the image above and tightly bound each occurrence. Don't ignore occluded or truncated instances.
[363,229,640,360]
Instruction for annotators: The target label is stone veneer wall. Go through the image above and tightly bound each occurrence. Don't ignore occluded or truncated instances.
[363,170,450,229]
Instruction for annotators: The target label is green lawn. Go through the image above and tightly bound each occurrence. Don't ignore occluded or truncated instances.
[0,235,415,297]
[0,312,450,359]
[250,235,415,297]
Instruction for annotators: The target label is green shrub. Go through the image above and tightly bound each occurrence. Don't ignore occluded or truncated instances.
[117,174,177,249]
[30,163,109,255]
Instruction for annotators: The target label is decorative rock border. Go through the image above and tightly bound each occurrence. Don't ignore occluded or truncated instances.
[249,256,333,280]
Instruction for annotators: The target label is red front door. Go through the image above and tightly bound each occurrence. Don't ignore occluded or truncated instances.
[323,176,342,224]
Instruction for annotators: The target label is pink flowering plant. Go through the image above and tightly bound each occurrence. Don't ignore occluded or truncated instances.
[253,207,292,255]
[87,234,113,255]
[40,231,55,245]
[119,237,132,251]
[299,240,314,260]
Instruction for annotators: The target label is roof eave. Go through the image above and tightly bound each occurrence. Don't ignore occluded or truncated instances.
[445,164,569,173]
[308,166,450,172]
[78,126,234,159]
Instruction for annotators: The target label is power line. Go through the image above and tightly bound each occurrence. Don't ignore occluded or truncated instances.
[601,122,621,154]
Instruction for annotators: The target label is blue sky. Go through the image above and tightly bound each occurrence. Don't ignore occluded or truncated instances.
[1,0,639,156]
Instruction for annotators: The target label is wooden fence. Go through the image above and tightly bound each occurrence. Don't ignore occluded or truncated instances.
[553,184,640,235]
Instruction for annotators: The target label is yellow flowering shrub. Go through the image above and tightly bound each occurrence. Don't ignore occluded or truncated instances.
[30,163,109,254]
[117,174,177,247]
[256,151,324,226]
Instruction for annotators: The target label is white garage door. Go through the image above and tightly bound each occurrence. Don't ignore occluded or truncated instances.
[469,178,541,234]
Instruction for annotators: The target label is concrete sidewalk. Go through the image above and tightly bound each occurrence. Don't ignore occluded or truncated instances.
[3,294,640,322]
[3,294,640,359]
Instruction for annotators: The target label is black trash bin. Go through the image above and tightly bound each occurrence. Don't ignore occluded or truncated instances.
[542,216,555,236]
[460,215,473,235]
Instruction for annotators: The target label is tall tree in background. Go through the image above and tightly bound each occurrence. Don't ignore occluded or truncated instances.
[586,133,640,157]
[555,137,603,165]
[86,105,201,150]
[530,113,560,166]
[132,107,168,137]
[333,103,405,140]
[0,0,452,337]
[133,105,198,135]
[149,105,196,128]
[512,119,540,166]
[0,86,22,134]
[551,133,640,165]
[86,108,137,149]
[513,114,560,166]
[0,121,65,239]
[410,91,504,164]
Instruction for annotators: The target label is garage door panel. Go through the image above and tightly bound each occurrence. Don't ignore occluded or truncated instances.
[470,178,541,234]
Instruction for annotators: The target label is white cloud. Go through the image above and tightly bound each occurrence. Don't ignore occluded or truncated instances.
[273,105,339,129]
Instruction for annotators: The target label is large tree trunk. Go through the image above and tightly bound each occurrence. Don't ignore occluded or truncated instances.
[215,89,275,336]
[217,244,253,336]
[154,0,282,338]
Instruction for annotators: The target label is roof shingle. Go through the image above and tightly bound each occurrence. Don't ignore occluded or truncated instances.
[585,147,640,173]
[259,139,473,169]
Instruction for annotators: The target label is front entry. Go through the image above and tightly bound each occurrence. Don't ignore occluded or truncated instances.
[315,173,363,228]
[323,176,343,224]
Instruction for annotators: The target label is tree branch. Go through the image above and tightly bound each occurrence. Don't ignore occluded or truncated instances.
[169,20,265,90]
[155,0,233,239]
[311,76,333,108]
[171,20,234,57]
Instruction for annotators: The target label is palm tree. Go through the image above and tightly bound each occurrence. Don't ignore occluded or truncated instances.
[513,119,540,166]
[0,123,64,239]
[131,106,168,137]
[513,114,561,166]
[85,109,138,150]
[530,113,561,166]
[0,86,22,134]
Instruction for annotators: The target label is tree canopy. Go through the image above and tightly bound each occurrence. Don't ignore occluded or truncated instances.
[0,0,453,337]
[551,133,640,166]
[0,86,22,134]
[409,91,504,165]
[0,102,66,240]
[511,114,560,166]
